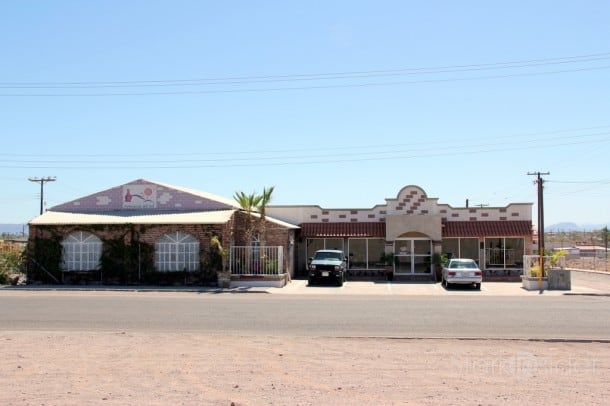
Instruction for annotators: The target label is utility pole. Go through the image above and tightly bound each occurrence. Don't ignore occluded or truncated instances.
[528,171,550,289]
[602,226,608,272]
[28,176,56,214]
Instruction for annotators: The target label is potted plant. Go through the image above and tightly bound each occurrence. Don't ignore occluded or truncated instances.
[380,252,396,281]
[210,236,231,288]
[522,250,567,291]
[431,252,447,282]
[547,249,570,290]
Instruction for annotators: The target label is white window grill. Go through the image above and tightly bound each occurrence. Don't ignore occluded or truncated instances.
[155,231,200,272]
[61,231,102,271]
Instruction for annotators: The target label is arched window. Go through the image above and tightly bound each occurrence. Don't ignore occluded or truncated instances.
[61,231,102,271]
[155,231,200,272]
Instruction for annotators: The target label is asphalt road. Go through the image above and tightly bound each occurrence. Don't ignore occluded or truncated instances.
[1,291,609,341]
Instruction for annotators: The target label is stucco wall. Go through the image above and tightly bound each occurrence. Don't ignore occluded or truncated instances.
[385,215,443,242]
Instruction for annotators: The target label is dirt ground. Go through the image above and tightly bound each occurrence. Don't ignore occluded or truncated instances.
[1,331,608,406]
[567,257,609,273]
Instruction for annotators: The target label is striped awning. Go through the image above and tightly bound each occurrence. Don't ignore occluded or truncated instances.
[442,221,533,238]
[299,222,386,238]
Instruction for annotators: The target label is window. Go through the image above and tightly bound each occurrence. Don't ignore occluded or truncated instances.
[347,238,385,269]
[484,237,524,268]
[442,238,479,262]
[306,238,344,260]
[61,231,102,271]
[155,231,200,272]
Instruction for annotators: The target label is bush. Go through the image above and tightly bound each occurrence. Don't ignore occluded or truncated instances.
[0,248,25,284]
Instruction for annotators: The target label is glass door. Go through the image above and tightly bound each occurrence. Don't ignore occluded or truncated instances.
[394,239,432,274]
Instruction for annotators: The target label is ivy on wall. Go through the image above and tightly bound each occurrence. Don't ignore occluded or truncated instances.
[100,232,154,284]
[28,224,221,286]
[28,235,63,283]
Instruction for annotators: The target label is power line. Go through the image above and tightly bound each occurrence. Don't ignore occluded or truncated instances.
[548,179,610,184]
[1,126,608,162]
[3,65,610,97]
[2,135,607,170]
[2,51,610,87]
[2,54,610,96]
[3,133,609,168]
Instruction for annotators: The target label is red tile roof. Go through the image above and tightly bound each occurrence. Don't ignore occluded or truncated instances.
[442,221,532,237]
[300,222,385,237]
[299,220,532,238]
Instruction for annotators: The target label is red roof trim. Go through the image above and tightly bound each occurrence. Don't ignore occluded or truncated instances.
[300,222,385,238]
[442,221,532,238]
[299,220,532,238]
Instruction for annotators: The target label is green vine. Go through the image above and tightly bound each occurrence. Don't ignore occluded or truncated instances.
[28,236,62,283]
[27,224,221,286]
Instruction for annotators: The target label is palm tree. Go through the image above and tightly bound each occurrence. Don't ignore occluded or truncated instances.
[257,186,275,247]
[234,187,275,274]
[233,190,262,246]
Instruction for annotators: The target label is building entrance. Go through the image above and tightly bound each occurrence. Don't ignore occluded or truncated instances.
[394,238,432,275]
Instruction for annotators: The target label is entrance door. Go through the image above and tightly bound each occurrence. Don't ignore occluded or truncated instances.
[394,239,432,275]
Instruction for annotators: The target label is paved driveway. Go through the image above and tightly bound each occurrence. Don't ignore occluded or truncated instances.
[4,270,608,296]
[271,270,610,296]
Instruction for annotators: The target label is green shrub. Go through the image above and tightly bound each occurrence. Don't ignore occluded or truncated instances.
[0,248,26,284]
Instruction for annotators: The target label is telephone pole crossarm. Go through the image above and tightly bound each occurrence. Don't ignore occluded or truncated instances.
[28,176,57,215]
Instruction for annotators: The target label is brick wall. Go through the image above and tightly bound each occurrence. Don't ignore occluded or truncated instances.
[27,211,294,283]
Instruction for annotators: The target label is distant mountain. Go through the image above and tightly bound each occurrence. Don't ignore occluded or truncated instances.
[0,224,28,236]
[546,222,609,232]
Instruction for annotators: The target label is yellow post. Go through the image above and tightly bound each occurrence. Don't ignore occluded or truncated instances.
[538,248,544,291]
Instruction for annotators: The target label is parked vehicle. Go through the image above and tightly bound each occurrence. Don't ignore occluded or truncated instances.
[308,249,347,286]
[441,258,482,290]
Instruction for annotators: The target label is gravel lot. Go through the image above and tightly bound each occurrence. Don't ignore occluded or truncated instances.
[1,263,609,405]
[1,331,609,405]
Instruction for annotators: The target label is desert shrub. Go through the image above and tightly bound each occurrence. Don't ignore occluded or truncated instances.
[0,246,26,284]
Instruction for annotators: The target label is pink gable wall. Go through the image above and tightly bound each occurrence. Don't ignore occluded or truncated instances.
[50,179,235,213]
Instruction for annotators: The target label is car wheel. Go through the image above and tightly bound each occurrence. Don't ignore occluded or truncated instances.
[474,283,481,290]
[308,278,314,286]
[445,279,451,289]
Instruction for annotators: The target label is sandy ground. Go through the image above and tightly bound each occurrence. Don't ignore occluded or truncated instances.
[567,257,609,273]
[1,331,608,405]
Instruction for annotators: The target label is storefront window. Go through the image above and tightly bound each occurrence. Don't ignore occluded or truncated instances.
[442,238,479,262]
[461,238,479,261]
[306,238,344,261]
[347,238,385,269]
[368,239,385,268]
[484,237,524,268]
[348,239,366,268]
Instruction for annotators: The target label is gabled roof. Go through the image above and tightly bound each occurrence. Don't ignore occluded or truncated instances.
[150,179,238,208]
[49,178,239,214]
[29,210,237,225]
[442,221,533,237]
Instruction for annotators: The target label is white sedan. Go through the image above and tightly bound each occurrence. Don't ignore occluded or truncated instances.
[442,258,482,290]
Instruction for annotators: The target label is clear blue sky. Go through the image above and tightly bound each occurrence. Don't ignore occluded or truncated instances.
[1,1,609,228]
